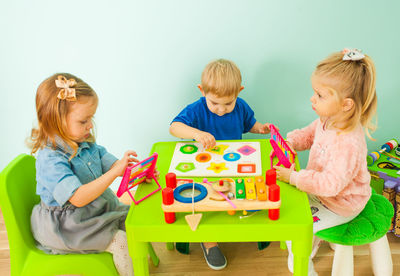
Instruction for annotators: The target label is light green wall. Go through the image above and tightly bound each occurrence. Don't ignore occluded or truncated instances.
[1,1,399,180]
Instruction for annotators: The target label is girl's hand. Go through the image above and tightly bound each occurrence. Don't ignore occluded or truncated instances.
[273,164,295,184]
[194,131,216,149]
[286,141,295,154]
[145,168,160,183]
[113,150,139,177]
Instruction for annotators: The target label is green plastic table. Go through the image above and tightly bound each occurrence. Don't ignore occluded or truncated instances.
[125,140,313,275]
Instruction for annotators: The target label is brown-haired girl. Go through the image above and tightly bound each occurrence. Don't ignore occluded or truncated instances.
[29,73,144,276]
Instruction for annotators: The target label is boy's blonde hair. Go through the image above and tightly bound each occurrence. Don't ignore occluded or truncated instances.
[201,59,242,97]
[28,73,98,158]
[314,51,377,139]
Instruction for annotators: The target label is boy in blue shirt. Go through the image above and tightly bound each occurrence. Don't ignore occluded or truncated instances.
[169,59,274,270]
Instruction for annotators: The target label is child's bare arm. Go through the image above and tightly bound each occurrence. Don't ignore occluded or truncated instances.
[249,122,273,134]
[169,122,216,148]
[69,150,138,207]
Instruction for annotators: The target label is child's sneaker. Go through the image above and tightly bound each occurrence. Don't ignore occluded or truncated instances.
[200,243,227,270]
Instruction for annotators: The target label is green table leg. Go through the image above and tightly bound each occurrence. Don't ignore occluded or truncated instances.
[130,241,149,276]
[292,239,312,276]
[166,242,174,250]
[280,241,287,250]
[148,243,159,267]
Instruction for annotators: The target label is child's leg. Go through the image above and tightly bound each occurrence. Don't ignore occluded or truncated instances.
[308,194,358,234]
[286,195,359,275]
[105,230,134,276]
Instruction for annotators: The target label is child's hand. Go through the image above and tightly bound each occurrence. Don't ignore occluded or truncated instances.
[273,164,295,184]
[145,168,160,183]
[251,122,278,135]
[113,150,139,177]
[194,131,216,149]
[286,141,296,154]
[259,123,273,134]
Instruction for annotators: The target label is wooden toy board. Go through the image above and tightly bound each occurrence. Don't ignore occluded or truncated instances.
[168,141,262,177]
[161,179,281,213]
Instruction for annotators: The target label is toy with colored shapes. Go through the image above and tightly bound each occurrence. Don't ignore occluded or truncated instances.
[269,124,297,169]
[255,176,267,201]
[235,179,246,199]
[244,178,256,200]
[207,162,229,174]
[237,163,256,173]
[367,139,398,166]
[168,141,262,177]
[206,144,229,155]
[212,179,232,192]
[161,172,281,229]
[196,153,211,163]
[117,153,161,205]
[367,140,400,236]
[180,144,198,154]
[223,152,241,162]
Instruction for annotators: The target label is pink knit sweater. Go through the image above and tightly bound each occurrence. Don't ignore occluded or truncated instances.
[287,119,371,217]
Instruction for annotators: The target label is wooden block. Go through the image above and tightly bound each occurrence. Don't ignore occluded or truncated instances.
[185,213,203,231]
[396,192,400,204]
[395,206,400,236]
[245,178,256,200]
[235,178,246,199]
[255,176,267,201]
[383,188,396,201]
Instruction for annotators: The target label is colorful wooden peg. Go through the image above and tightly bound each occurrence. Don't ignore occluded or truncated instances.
[165,172,177,189]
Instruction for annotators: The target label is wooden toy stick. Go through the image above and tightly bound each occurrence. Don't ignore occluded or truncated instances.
[185,182,202,231]
[203,179,237,209]
[382,151,400,162]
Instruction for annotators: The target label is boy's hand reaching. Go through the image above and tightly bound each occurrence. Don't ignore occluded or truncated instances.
[194,131,216,149]
[251,122,278,135]
[259,123,272,134]
[273,164,295,184]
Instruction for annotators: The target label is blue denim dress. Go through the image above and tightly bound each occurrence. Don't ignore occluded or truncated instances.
[30,139,129,254]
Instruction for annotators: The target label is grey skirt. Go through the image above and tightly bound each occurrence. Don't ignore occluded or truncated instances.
[31,188,130,254]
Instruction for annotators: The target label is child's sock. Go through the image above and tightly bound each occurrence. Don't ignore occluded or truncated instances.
[106,230,134,276]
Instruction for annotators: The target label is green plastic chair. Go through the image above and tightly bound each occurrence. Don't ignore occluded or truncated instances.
[315,190,394,276]
[0,154,159,276]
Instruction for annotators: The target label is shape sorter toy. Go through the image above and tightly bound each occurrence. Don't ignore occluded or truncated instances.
[117,153,161,205]
[161,170,281,229]
[367,139,400,237]
[168,141,262,177]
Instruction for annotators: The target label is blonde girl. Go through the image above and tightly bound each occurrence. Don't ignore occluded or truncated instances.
[274,49,377,275]
[29,73,142,276]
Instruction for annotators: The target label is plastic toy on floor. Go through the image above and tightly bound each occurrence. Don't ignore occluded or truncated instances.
[117,152,161,205]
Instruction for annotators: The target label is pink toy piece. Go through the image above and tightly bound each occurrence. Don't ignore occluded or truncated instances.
[269,124,296,169]
[237,145,256,156]
[117,152,161,205]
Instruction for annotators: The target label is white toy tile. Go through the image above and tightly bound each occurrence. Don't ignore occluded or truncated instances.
[168,141,262,177]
